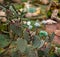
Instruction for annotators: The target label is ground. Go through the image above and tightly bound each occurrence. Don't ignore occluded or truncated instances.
[46,22,60,44]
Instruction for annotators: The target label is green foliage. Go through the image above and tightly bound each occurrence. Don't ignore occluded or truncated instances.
[38,50,44,57]
[32,35,44,49]
[9,5,18,17]
[39,31,48,38]
[27,50,38,57]
[0,23,7,31]
[21,0,28,2]
[0,34,10,48]
[10,23,23,37]
[25,46,38,57]
[0,0,60,57]
[11,51,20,57]
[16,38,27,53]
[49,32,55,42]
[47,10,52,18]
[13,4,23,10]
[23,30,30,42]
[57,48,60,54]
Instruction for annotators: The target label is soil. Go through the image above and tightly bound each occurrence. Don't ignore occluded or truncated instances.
[46,22,60,44]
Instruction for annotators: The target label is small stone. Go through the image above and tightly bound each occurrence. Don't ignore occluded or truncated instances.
[1,17,7,22]
[51,9,60,21]
[41,0,49,5]
[55,30,60,36]
[23,21,27,24]
[46,19,57,24]
[32,13,38,16]
[0,11,6,16]
[42,19,57,24]
[51,9,58,18]
[41,20,47,24]
[25,13,32,17]
[30,31,36,36]
[11,20,15,23]
[44,42,48,46]
[0,0,4,4]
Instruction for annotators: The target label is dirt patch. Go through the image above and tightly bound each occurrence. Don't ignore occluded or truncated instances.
[46,22,60,44]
